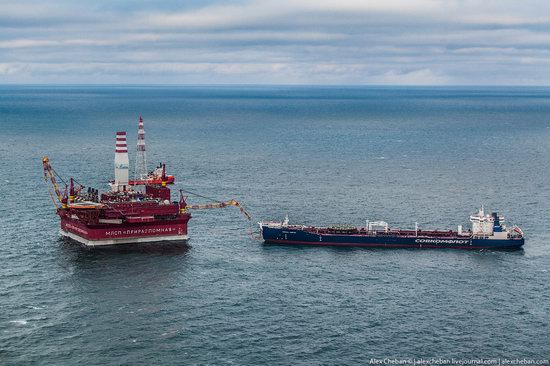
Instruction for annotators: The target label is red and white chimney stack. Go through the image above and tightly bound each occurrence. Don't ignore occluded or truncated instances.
[113,131,129,192]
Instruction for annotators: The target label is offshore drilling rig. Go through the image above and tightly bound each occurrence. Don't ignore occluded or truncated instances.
[43,117,250,247]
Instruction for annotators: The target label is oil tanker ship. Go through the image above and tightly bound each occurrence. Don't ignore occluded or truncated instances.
[260,208,525,250]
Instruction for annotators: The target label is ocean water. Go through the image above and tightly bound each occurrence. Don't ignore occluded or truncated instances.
[0,85,549,364]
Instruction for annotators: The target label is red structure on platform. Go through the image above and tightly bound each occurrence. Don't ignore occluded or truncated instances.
[42,119,190,247]
[43,116,252,247]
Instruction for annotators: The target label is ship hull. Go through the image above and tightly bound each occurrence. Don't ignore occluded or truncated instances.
[60,216,189,247]
[261,226,524,250]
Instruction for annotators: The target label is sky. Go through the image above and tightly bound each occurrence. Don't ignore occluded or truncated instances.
[1,0,550,85]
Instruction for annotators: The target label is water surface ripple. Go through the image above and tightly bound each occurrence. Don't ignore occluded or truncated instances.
[0,86,549,364]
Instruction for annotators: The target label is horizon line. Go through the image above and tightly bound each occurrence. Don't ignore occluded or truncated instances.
[2,83,550,88]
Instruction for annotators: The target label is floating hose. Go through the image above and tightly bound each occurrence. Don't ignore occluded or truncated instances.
[180,189,261,240]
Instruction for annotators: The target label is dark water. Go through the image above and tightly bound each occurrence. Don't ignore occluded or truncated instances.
[1,86,549,364]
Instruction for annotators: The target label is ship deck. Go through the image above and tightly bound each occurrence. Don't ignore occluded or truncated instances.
[285,225,470,239]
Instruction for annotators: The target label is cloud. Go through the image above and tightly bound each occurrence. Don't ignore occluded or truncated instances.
[0,39,58,48]
[0,63,25,75]
[141,0,439,30]
[1,0,550,84]
[371,69,451,85]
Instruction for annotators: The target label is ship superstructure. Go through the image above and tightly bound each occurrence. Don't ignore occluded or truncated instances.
[260,208,525,250]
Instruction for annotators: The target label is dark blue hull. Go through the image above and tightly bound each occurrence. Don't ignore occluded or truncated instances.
[261,226,524,250]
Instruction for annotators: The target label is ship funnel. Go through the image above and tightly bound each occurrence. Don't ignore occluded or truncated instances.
[114,131,129,192]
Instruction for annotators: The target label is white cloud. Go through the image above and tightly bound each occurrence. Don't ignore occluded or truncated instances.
[0,63,26,75]
[371,69,451,85]
[1,0,550,84]
[142,0,441,29]
[0,39,58,48]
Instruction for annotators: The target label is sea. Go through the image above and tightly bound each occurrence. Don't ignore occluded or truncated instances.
[0,86,549,364]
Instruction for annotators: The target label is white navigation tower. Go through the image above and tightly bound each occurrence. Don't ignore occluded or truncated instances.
[134,116,148,183]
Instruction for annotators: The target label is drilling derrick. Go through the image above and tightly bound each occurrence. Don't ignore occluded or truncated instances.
[134,116,148,183]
